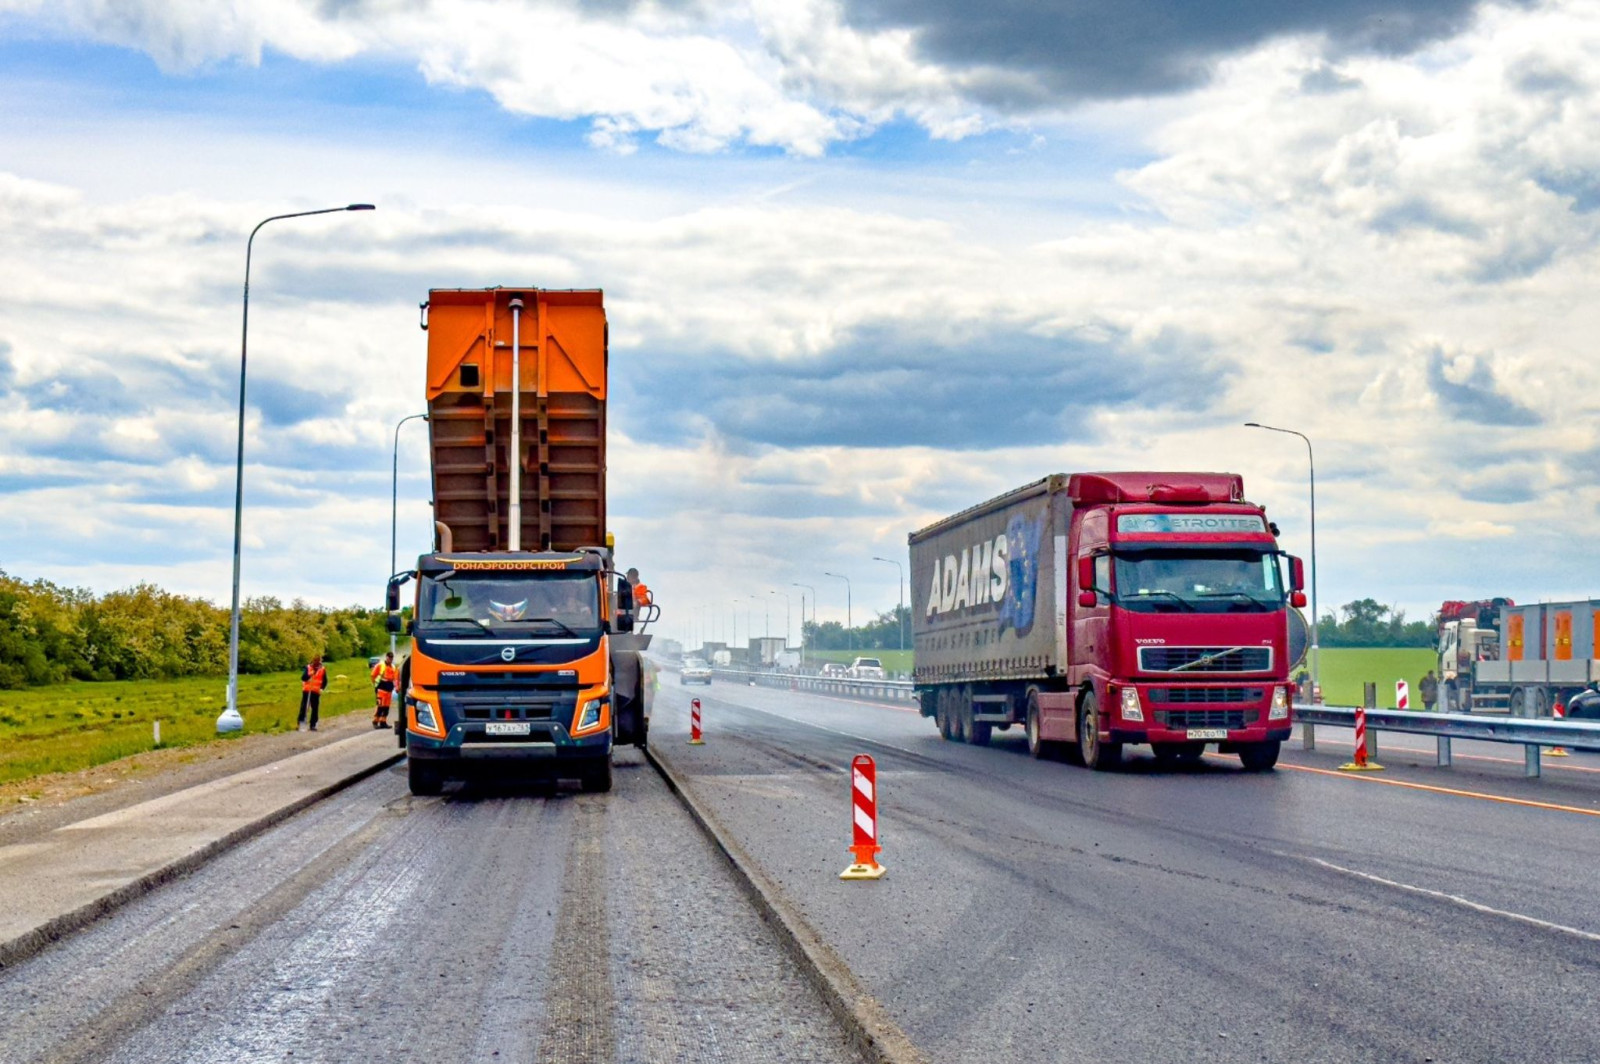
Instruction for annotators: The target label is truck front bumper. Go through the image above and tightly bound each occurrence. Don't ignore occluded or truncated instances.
[406,721,612,764]
[1109,725,1292,745]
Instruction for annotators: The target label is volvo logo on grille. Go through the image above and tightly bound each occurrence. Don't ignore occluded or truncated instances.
[500,646,516,662]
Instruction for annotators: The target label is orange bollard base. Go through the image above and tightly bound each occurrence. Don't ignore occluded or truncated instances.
[840,844,887,881]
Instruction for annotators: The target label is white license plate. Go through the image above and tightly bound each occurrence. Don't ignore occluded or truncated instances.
[485,721,531,736]
[1186,728,1228,741]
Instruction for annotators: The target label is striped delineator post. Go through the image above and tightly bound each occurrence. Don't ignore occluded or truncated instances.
[688,698,704,745]
[840,754,887,880]
[1396,680,1410,711]
[1550,700,1570,757]
[1339,702,1384,771]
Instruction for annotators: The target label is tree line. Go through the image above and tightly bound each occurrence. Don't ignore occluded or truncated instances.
[0,569,388,688]
[1316,598,1434,648]
[803,606,911,652]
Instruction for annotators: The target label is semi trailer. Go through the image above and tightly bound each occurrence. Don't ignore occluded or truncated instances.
[387,287,655,795]
[909,472,1304,771]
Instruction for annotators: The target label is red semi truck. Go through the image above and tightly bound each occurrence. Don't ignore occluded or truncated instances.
[909,472,1305,771]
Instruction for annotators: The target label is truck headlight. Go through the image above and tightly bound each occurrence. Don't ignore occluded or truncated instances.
[578,698,605,731]
[1120,686,1144,722]
[412,698,440,732]
[1269,686,1289,720]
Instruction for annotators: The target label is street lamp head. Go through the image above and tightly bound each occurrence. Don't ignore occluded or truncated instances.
[346,204,377,211]
[1244,421,1262,428]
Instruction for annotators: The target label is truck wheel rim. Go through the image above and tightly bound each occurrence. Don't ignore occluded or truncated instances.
[1081,701,1097,760]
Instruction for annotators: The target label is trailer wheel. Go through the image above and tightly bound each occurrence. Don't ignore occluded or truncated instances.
[936,691,955,741]
[962,687,991,747]
[408,759,443,796]
[1078,691,1121,771]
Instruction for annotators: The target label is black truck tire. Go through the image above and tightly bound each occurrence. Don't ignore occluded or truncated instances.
[408,759,443,796]
[579,757,614,793]
[1237,741,1280,772]
[1078,691,1122,771]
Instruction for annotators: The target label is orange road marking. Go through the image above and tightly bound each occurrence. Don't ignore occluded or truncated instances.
[1279,761,1600,817]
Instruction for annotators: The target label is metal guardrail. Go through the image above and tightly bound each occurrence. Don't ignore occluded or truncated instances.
[702,668,918,705]
[1295,703,1600,778]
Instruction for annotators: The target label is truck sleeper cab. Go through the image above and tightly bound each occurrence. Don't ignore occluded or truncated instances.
[399,550,624,795]
[911,472,1303,773]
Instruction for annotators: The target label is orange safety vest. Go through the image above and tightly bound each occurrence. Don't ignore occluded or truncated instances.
[302,665,327,693]
[634,582,653,607]
[371,662,397,690]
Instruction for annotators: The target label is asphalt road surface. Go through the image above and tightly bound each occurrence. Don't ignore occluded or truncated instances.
[655,679,1600,1064]
[0,749,862,1064]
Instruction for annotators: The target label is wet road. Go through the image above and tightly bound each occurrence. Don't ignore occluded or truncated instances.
[655,679,1600,1064]
[0,749,862,1064]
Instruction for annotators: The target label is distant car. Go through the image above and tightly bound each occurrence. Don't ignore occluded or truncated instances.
[680,659,713,685]
[849,657,886,679]
[820,663,850,678]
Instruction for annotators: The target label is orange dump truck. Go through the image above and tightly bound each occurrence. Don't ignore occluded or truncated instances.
[386,288,655,795]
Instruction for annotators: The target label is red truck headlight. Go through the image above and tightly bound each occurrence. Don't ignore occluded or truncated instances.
[1269,686,1289,720]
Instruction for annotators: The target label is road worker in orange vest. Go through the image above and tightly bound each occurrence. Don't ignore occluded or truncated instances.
[298,654,328,732]
[371,652,398,729]
[625,567,653,609]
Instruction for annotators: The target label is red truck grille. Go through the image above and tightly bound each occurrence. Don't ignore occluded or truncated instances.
[1138,647,1272,672]
[1154,708,1257,729]
[1148,687,1264,704]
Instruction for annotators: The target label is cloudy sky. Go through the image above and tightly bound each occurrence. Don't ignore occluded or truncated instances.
[2,0,1599,645]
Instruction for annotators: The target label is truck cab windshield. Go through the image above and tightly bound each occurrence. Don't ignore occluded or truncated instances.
[1112,550,1286,613]
[417,572,600,633]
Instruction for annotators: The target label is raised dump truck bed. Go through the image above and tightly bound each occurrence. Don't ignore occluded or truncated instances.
[423,288,607,553]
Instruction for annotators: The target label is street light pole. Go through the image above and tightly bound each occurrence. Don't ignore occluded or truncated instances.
[770,590,790,646]
[223,203,375,731]
[823,572,852,651]
[792,582,815,664]
[390,412,428,656]
[1245,421,1319,696]
[872,556,905,651]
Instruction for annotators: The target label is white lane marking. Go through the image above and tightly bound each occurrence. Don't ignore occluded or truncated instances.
[854,805,876,839]
[1305,856,1600,943]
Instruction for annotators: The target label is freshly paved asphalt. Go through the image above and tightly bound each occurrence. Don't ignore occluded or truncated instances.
[0,749,862,1064]
[656,678,1600,1064]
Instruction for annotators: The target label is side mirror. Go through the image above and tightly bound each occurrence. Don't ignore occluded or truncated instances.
[1290,591,1307,609]
[1289,555,1305,592]
[1078,590,1097,608]
[385,611,403,633]
[1077,556,1094,592]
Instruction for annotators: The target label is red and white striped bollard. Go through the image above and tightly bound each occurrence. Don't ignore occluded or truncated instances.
[688,697,704,745]
[1550,699,1570,757]
[1339,702,1384,771]
[840,754,886,880]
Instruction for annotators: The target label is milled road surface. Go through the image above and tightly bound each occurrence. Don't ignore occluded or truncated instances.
[0,749,862,1064]
[656,680,1600,1064]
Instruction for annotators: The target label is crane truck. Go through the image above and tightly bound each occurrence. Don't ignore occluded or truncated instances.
[910,472,1304,771]
[386,288,655,795]
[1437,597,1600,716]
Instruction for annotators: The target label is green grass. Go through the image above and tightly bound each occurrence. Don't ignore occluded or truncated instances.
[804,650,914,676]
[1311,648,1437,707]
[0,657,379,786]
